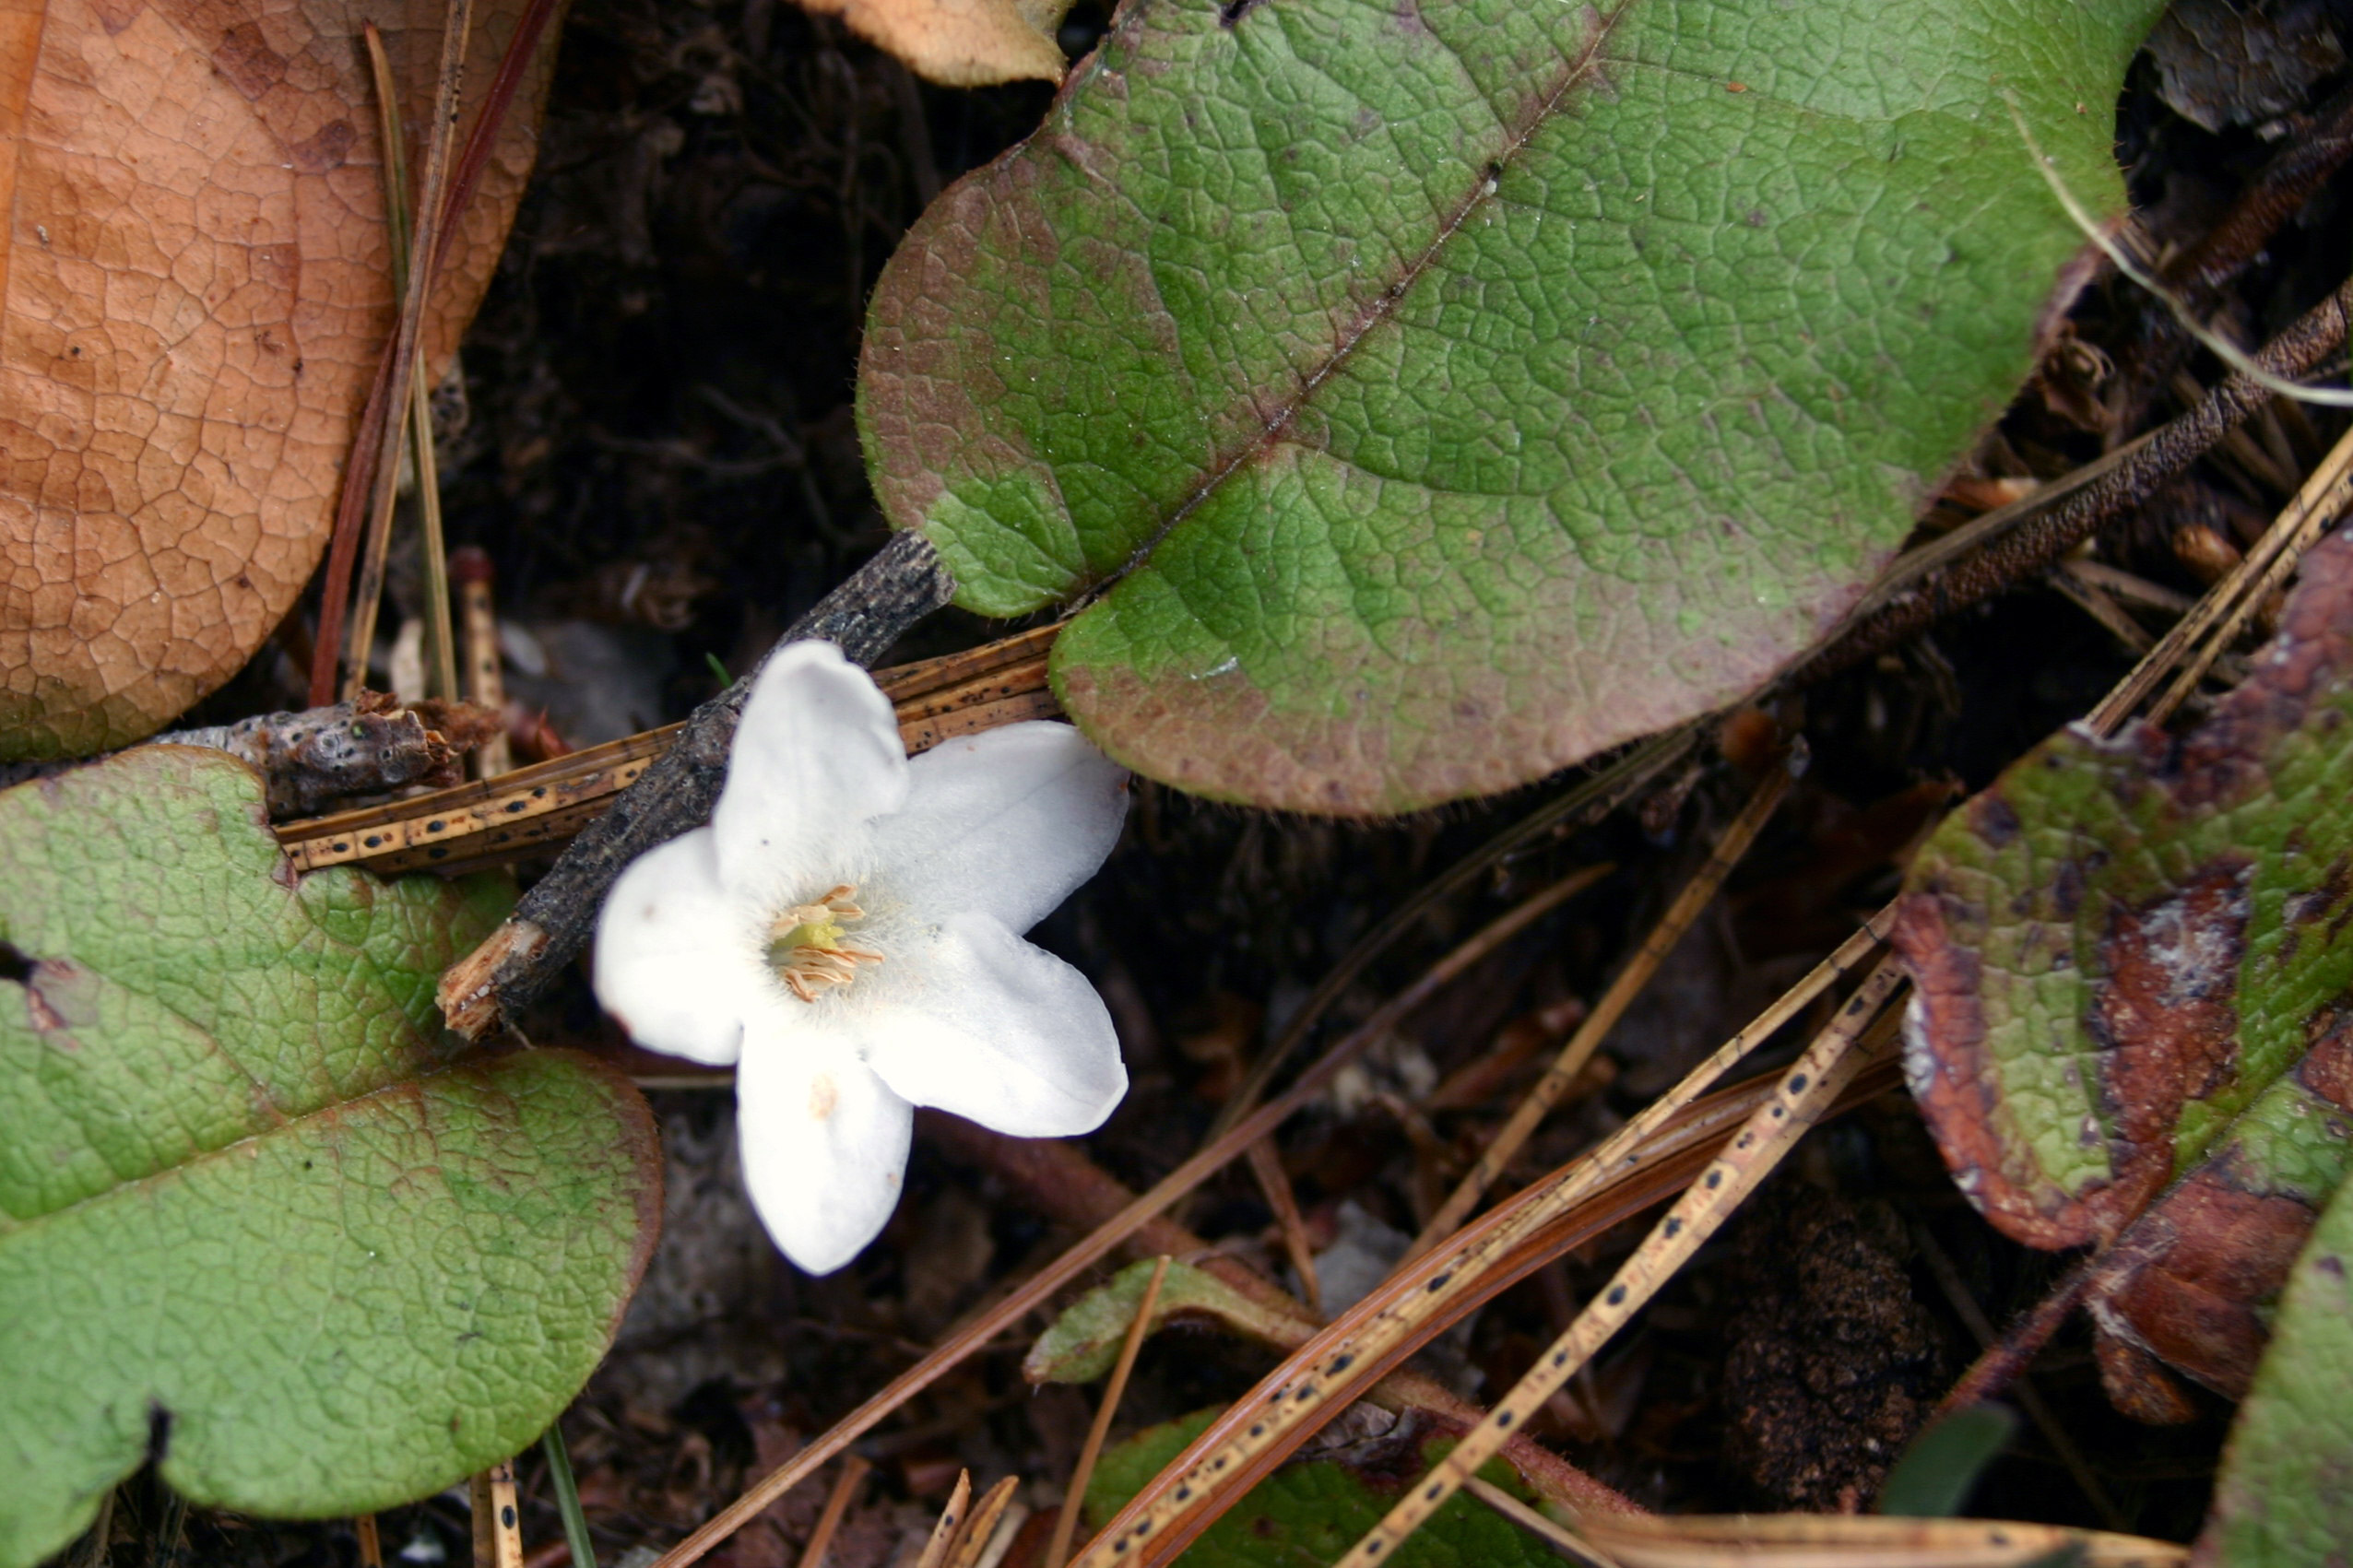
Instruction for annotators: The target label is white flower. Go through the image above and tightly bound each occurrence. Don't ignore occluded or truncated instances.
[593,640,1130,1274]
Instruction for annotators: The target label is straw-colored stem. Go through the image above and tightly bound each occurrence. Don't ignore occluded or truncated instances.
[1411,761,1792,1256]
[797,1456,871,1568]
[1046,1257,1173,1568]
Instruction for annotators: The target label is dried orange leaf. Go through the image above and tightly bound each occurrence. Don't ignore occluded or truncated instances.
[0,0,560,759]
[796,0,1070,86]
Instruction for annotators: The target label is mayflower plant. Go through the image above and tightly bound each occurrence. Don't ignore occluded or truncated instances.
[593,641,1131,1272]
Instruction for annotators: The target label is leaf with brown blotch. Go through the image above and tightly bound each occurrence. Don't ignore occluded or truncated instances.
[1898,527,2353,1421]
[858,0,2165,814]
[0,0,562,760]
[793,0,1071,86]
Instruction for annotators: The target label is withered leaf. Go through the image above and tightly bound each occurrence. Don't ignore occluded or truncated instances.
[1898,527,2353,1417]
[0,0,561,760]
[794,0,1072,87]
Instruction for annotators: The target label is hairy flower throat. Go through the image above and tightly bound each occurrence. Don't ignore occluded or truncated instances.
[768,884,882,1001]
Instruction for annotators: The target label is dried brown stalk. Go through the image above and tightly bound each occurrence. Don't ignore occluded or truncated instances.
[469,1460,523,1568]
[1044,1257,1170,1568]
[453,547,514,777]
[796,1456,871,1568]
[1411,760,1794,1255]
[0,694,498,818]
[1324,968,1908,1568]
[1246,1139,1324,1317]
[644,864,1620,1568]
[911,1470,974,1568]
[1803,278,2353,684]
[345,0,477,705]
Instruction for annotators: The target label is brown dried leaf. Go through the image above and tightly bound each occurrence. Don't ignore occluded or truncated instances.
[0,0,560,759]
[1898,529,2353,1418]
[791,0,1070,87]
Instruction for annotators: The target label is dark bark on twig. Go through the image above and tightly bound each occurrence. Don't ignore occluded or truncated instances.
[442,532,955,1035]
[2168,84,2353,309]
[0,694,497,817]
[1798,280,2353,685]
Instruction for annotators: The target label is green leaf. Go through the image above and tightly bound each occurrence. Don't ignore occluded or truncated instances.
[0,749,662,1568]
[859,0,2163,812]
[1874,1404,2016,1518]
[1026,1258,1310,1385]
[1085,1409,1555,1568]
[2195,1172,2353,1566]
[1896,532,2353,1414]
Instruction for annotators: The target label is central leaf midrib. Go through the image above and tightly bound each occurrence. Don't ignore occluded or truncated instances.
[0,1069,443,1240]
[1075,0,1637,607]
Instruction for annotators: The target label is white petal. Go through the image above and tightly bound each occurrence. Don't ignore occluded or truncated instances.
[865,722,1128,936]
[857,913,1127,1138]
[593,830,771,1066]
[735,1024,913,1274]
[713,641,910,890]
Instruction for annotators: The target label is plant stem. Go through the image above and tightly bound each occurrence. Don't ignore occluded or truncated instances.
[539,1423,597,1568]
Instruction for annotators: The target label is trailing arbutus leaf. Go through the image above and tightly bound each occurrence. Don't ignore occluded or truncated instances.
[859,0,2167,812]
[1898,527,2353,1422]
[0,748,660,1568]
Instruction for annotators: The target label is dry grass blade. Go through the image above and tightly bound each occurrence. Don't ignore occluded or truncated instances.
[2146,419,2353,722]
[1247,1140,1323,1316]
[454,548,514,777]
[1070,932,1901,1568]
[1210,726,1698,1137]
[279,629,1065,871]
[1413,761,1794,1255]
[644,865,1611,1568]
[1045,1256,1172,1568]
[945,1477,1023,1568]
[797,1456,871,1568]
[311,0,568,707]
[1569,1513,2185,1568]
[470,1461,523,1568]
[1328,960,1909,1568]
[348,22,420,706]
[912,1470,974,1568]
[355,1514,384,1568]
[1461,1478,1618,1568]
[341,0,477,703]
[2087,419,2353,736]
[2050,567,2157,655]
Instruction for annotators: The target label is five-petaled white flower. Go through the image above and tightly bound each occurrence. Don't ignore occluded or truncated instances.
[593,641,1130,1273]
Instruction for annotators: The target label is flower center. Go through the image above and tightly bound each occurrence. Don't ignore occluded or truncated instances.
[766,884,882,1002]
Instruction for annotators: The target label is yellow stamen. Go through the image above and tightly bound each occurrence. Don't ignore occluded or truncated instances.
[768,884,881,1001]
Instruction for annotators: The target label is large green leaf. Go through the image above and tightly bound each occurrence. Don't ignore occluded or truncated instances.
[2194,1172,2353,1566]
[859,0,2161,812]
[1085,1408,1555,1568]
[0,749,662,1568]
[1896,531,2353,1416]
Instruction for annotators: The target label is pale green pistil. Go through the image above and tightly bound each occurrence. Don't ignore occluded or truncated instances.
[767,884,882,1001]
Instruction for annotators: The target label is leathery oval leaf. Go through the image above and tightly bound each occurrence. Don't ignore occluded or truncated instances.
[2193,1172,2353,1567]
[1897,530,2353,1416]
[0,748,661,1568]
[859,0,2164,812]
